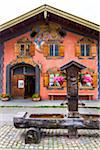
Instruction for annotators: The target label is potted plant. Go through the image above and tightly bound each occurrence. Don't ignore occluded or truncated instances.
[32,93,40,101]
[0,93,11,101]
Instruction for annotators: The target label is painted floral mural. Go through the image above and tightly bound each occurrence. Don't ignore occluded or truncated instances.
[30,23,66,52]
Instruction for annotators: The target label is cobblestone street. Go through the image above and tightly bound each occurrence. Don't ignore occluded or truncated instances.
[0,124,100,150]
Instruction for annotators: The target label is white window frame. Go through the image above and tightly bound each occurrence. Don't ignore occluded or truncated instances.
[50,44,59,56]
[81,44,90,56]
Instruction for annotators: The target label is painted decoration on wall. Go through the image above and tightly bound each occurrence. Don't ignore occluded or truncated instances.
[30,22,66,53]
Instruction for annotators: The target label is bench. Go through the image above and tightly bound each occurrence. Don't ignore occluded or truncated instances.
[48,93,94,100]
[48,93,66,100]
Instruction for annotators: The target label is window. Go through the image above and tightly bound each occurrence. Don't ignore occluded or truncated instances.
[20,44,30,56]
[13,66,35,75]
[15,37,35,58]
[75,38,97,58]
[43,68,66,88]
[81,44,90,56]
[79,72,93,88]
[79,68,97,89]
[50,44,59,56]
[49,73,65,88]
[42,42,64,57]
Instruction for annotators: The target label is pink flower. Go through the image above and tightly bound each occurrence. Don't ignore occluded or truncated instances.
[82,74,93,83]
[54,76,64,82]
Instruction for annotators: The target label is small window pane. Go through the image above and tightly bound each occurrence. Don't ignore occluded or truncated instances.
[20,45,24,56]
[25,66,35,74]
[55,45,58,56]
[81,44,85,56]
[86,44,90,56]
[50,45,53,56]
[50,44,59,56]
[14,67,23,75]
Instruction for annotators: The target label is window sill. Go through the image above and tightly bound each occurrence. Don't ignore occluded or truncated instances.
[17,55,31,58]
[47,86,63,90]
[78,56,94,59]
[79,86,94,90]
[46,56,64,59]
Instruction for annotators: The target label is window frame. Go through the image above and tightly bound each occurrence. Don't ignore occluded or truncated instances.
[13,65,35,75]
[80,43,90,57]
[50,44,59,57]
[47,40,60,58]
[76,37,96,59]
[20,44,25,56]
[48,71,66,89]
[78,71,94,90]
[20,43,31,57]
[15,37,32,58]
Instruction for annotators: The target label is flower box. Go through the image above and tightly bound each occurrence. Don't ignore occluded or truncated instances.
[0,94,11,101]
[1,97,10,101]
[32,94,40,101]
[32,97,40,101]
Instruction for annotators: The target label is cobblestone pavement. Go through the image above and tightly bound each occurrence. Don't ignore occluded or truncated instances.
[0,124,100,150]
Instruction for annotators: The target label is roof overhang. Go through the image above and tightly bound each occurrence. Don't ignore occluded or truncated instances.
[60,61,86,71]
[0,5,100,32]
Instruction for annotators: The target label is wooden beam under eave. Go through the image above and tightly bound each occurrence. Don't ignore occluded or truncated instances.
[48,13,99,40]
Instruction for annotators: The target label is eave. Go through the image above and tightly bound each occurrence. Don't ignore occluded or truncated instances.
[0,4,100,32]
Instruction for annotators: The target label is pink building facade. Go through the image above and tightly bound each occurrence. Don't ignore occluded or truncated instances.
[0,5,99,100]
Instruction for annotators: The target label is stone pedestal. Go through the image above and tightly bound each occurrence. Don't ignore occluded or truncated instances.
[68,111,80,118]
[68,127,78,138]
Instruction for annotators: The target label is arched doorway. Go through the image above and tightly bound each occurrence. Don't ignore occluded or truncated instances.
[6,63,40,99]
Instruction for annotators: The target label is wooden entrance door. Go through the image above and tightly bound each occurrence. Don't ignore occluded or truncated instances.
[11,64,37,98]
[24,75,35,98]
[11,74,25,98]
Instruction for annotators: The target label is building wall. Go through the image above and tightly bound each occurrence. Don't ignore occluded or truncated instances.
[3,31,98,100]
[98,42,100,98]
[99,64,100,98]
[0,43,4,93]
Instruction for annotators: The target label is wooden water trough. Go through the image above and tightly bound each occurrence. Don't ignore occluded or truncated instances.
[13,111,99,144]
